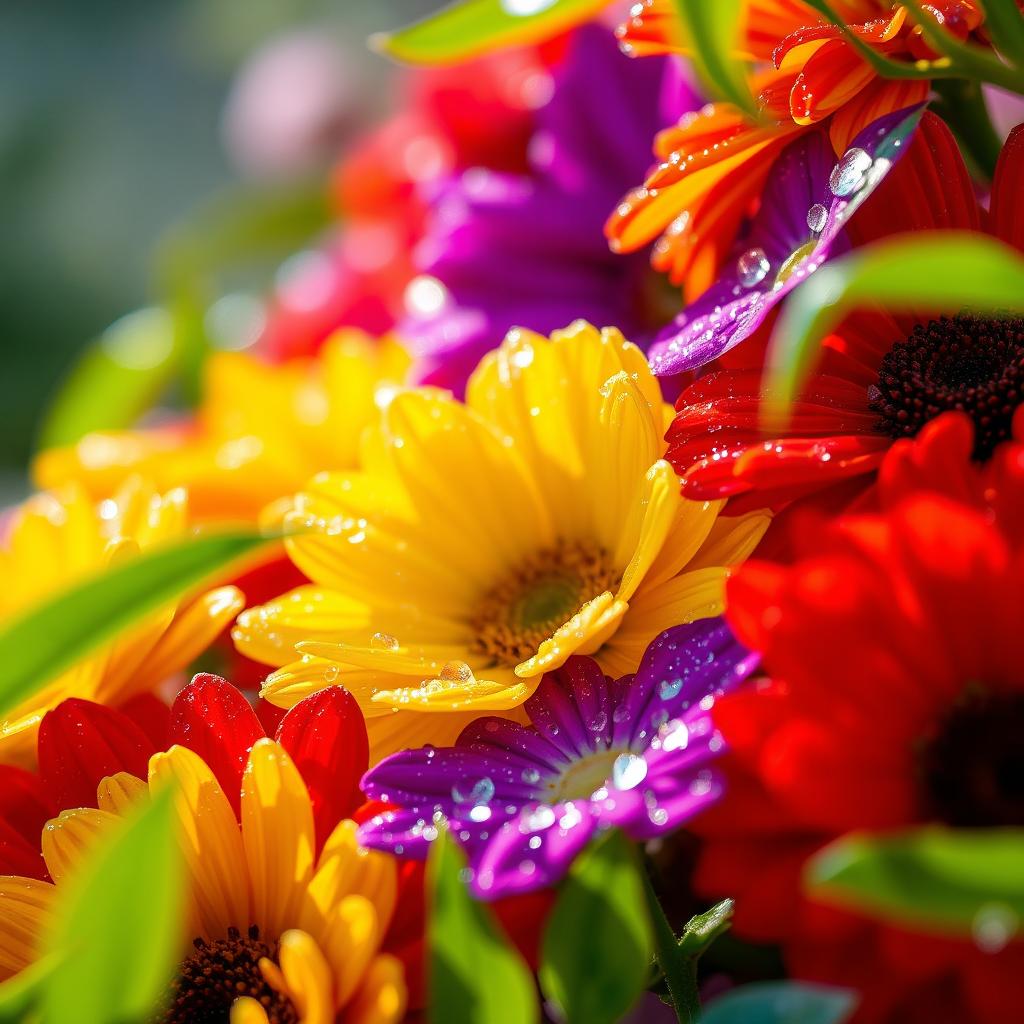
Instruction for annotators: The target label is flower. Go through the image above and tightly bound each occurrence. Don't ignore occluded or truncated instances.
[0,676,412,1024]
[233,321,771,762]
[34,332,410,526]
[400,25,699,392]
[667,115,1024,510]
[647,104,921,376]
[693,429,1024,1024]
[0,481,243,767]
[608,0,987,296]
[358,619,758,899]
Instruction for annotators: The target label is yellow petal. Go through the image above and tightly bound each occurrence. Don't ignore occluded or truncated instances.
[241,740,315,940]
[365,708,485,765]
[277,929,334,1024]
[149,745,249,939]
[0,877,56,979]
[371,664,535,714]
[321,895,378,1009]
[614,461,680,602]
[230,996,270,1024]
[684,509,772,571]
[41,808,118,883]
[345,953,407,1024]
[96,772,147,815]
[641,498,725,591]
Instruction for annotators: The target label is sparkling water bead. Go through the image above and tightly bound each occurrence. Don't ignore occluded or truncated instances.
[737,247,770,288]
[829,148,872,197]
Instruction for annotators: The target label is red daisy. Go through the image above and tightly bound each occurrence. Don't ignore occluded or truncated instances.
[693,420,1024,1023]
[667,113,1024,513]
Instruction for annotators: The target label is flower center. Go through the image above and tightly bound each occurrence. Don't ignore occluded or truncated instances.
[470,540,620,666]
[920,689,1024,827]
[546,749,623,802]
[868,314,1024,460]
[158,926,299,1024]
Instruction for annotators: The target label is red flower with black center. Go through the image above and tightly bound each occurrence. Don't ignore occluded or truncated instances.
[693,418,1024,1023]
[667,113,1024,513]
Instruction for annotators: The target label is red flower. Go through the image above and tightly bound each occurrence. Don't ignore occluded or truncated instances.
[668,114,1024,512]
[695,420,1024,1023]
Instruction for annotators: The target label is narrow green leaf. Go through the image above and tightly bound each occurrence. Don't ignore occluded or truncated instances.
[0,530,271,717]
[678,898,734,957]
[978,0,1024,66]
[807,827,1024,934]
[38,307,179,451]
[764,232,1024,426]
[701,982,857,1024]
[39,788,184,1024]
[673,0,759,118]
[540,830,653,1024]
[0,954,61,1023]
[371,0,607,65]
[428,831,538,1024]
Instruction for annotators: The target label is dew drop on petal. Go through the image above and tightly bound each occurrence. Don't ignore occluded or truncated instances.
[806,203,828,234]
[657,677,683,700]
[521,767,541,785]
[829,148,872,197]
[371,631,400,651]
[737,247,770,288]
[611,753,648,791]
[452,777,495,806]
[521,805,557,833]
[468,804,492,823]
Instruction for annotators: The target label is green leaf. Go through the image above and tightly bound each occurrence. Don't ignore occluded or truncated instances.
[764,232,1024,426]
[701,982,857,1024]
[39,788,184,1024]
[0,954,61,1023]
[38,307,179,450]
[427,831,538,1024]
[672,0,759,119]
[540,830,653,1024]
[371,0,607,65]
[807,827,1024,934]
[978,0,1024,67]
[0,529,271,717]
[678,898,734,957]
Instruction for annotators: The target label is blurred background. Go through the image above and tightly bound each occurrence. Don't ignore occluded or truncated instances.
[0,0,437,500]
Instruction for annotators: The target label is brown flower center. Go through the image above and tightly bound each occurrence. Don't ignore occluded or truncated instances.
[469,540,620,667]
[157,926,298,1024]
[869,313,1024,460]
[920,689,1024,827]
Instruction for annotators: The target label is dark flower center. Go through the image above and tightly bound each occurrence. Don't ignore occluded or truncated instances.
[157,926,298,1024]
[868,314,1024,460]
[920,690,1024,827]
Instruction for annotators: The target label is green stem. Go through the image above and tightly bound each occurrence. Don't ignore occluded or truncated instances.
[933,78,1003,182]
[642,870,702,1023]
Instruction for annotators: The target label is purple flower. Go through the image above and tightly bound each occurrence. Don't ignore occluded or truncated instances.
[647,104,926,377]
[358,618,759,899]
[400,25,699,393]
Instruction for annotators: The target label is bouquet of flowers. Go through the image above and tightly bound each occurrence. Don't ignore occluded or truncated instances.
[2,2,1024,1022]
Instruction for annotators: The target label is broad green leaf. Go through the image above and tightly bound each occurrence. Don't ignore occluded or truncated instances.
[372,0,607,65]
[427,831,538,1024]
[0,530,271,717]
[807,827,1024,934]
[540,830,653,1024]
[678,898,734,957]
[978,0,1024,66]
[39,788,184,1024]
[764,232,1024,426]
[672,0,759,119]
[701,982,856,1024]
[0,955,61,1023]
[38,307,179,450]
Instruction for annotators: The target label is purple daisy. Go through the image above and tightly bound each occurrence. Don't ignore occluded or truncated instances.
[647,103,926,377]
[400,24,699,392]
[357,618,759,899]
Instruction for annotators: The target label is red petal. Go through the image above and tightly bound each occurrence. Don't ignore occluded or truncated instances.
[169,674,266,815]
[991,123,1024,254]
[275,686,369,850]
[117,692,171,750]
[0,818,46,879]
[0,765,53,878]
[38,699,156,810]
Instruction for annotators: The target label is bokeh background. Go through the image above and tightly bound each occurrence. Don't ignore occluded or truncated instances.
[0,0,435,499]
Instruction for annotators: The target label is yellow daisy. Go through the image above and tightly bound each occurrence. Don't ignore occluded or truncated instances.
[233,321,770,762]
[0,480,243,766]
[0,741,406,1024]
[34,331,410,526]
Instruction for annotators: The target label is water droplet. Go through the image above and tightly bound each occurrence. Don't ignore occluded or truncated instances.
[528,835,542,850]
[521,805,556,833]
[973,903,1018,953]
[452,777,495,806]
[591,710,608,732]
[648,807,670,827]
[611,753,648,791]
[806,203,828,234]
[519,859,536,876]
[737,247,770,288]
[612,705,631,724]
[521,768,541,785]
[829,148,872,197]
[438,660,473,682]
[458,866,475,883]
[468,805,492,823]
[323,664,340,683]
[657,677,683,701]
[371,631,400,651]
[559,804,583,830]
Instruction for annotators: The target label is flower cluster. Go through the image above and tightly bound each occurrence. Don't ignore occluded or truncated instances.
[3,3,1024,1023]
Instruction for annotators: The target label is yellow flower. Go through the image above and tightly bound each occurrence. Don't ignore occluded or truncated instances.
[34,331,410,526]
[233,322,770,761]
[0,480,243,766]
[0,741,406,1024]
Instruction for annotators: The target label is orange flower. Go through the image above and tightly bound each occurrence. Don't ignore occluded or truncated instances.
[609,0,985,298]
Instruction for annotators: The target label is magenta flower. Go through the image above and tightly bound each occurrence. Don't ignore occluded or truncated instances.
[358,618,758,899]
[647,104,925,377]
